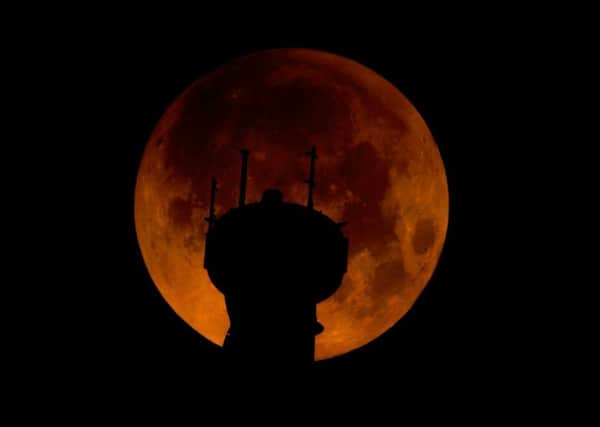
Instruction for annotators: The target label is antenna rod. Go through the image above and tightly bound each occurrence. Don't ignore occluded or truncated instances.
[304,145,317,209]
[239,149,250,207]
[204,177,218,230]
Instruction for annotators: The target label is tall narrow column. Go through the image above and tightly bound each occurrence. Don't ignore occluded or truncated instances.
[304,146,317,209]
[239,149,250,207]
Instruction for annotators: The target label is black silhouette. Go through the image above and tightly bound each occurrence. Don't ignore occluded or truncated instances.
[204,147,348,373]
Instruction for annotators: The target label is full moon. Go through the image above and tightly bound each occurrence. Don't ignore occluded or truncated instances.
[134,49,448,360]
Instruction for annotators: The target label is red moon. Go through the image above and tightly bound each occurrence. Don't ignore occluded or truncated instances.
[134,49,448,360]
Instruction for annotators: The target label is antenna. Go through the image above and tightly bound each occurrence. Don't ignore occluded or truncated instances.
[204,177,218,230]
[304,146,317,209]
[239,149,250,207]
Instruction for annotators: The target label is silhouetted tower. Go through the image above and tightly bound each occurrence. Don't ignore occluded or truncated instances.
[203,147,348,372]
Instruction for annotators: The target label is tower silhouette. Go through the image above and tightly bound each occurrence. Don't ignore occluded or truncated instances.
[204,147,348,373]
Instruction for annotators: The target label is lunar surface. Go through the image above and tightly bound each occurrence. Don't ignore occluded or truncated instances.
[134,49,448,360]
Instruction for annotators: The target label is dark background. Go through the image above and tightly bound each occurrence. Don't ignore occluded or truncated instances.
[39,24,549,405]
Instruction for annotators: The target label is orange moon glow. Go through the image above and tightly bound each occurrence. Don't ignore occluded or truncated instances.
[134,49,448,360]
